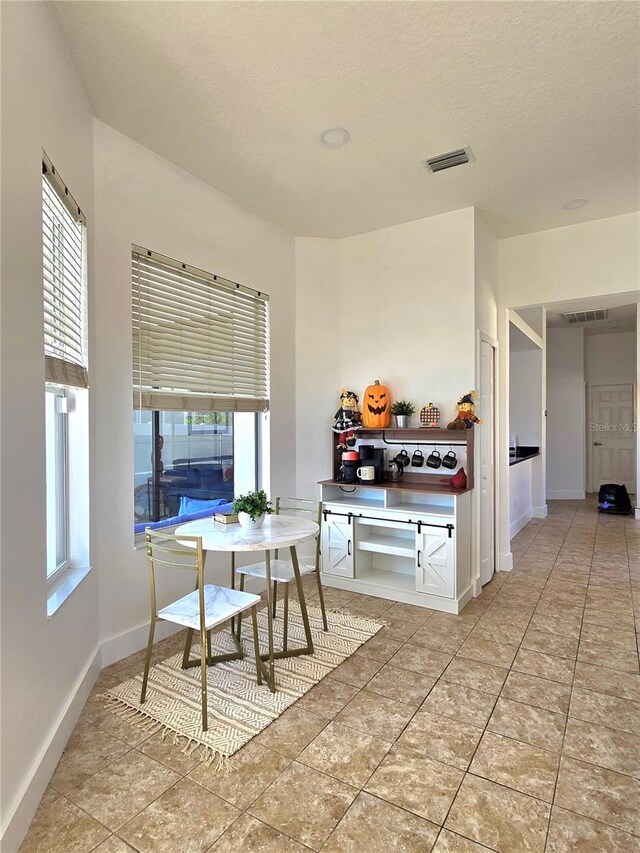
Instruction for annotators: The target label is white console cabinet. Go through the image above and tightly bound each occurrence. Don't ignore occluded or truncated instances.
[320,482,472,614]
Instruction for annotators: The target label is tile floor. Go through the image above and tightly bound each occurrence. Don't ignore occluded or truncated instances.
[20,497,640,852]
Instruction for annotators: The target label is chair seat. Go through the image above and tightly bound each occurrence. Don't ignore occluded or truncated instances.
[236,558,316,582]
[158,584,261,631]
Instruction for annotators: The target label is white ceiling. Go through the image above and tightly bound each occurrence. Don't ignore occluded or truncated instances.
[546,301,637,336]
[52,1,640,239]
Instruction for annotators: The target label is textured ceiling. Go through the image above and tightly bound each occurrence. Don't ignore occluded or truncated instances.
[52,1,640,238]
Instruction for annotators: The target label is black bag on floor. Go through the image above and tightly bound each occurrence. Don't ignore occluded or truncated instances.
[597,483,632,515]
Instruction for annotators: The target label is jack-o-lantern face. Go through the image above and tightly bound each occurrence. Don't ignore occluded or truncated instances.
[362,380,391,428]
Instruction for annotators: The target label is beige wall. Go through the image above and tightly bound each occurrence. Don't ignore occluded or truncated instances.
[0,3,98,846]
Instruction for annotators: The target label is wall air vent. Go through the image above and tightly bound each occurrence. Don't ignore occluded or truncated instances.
[421,146,475,173]
[562,309,609,324]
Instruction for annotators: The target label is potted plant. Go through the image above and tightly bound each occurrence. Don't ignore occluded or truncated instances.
[232,490,273,529]
[391,400,416,428]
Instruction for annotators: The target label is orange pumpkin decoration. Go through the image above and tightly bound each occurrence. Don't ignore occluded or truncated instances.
[362,380,392,428]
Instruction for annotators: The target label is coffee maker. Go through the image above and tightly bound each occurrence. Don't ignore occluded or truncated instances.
[358,445,385,483]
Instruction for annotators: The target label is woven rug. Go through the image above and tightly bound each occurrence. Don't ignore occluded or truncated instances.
[100,602,382,767]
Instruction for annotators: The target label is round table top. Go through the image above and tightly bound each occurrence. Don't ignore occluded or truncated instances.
[175,514,319,553]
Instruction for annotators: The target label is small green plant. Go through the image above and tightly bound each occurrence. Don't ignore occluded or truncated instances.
[391,400,416,416]
[232,490,273,521]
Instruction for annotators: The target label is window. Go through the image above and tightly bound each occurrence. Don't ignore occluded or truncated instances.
[42,153,88,586]
[45,388,68,578]
[131,248,269,529]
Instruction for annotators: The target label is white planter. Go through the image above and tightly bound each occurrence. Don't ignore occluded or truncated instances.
[237,511,265,530]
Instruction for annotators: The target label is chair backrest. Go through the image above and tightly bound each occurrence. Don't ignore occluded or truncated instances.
[145,529,204,618]
[274,497,322,565]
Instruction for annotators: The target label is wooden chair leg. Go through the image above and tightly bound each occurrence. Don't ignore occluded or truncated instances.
[140,617,156,704]
[200,624,208,731]
[314,569,329,631]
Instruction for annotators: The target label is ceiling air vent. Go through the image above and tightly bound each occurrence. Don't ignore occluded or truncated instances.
[421,146,475,173]
[562,309,609,324]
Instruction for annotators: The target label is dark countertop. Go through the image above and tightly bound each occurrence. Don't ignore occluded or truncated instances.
[509,446,540,467]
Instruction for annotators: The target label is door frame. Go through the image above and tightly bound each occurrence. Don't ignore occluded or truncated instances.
[475,331,498,592]
[587,381,636,495]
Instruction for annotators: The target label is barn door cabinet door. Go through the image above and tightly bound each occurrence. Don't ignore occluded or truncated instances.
[415,526,455,598]
[321,515,354,578]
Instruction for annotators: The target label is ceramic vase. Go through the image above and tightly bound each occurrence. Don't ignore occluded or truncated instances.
[238,511,265,530]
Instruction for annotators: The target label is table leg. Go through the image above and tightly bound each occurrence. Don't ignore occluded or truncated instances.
[290,545,314,655]
[263,549,276,692]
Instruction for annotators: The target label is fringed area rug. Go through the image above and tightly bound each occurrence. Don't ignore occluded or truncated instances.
[100,602,382,768]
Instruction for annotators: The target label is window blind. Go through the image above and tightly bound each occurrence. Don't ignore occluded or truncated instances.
[43,154,88,388]
[132,247,270,412]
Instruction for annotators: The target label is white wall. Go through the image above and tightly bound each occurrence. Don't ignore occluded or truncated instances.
[584,332,636,385]
[496,214,640,565]
[509,350,543,446]
[294,208,477,500]
[294,238,341,498]
[545,328,586,499]
[93,120,297,657]
[0,3,100,847]
[498,213,640,307]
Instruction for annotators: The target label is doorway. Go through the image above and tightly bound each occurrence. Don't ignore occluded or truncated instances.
[479,337,496,585]
[590,383,636,492]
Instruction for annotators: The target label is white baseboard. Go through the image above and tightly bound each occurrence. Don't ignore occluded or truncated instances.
[636,507,640,521]
[498,551,513,572]
[532,505,548,518]
[1,645,101,852]
[510,508,533,540]
[546,490,586,500]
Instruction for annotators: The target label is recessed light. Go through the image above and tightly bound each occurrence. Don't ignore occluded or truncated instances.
[563,198,588,210]
[319,128,350,147]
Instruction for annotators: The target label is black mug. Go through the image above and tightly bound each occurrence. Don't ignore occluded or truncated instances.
[395,449,410,467]
[341,461,358,483]
[411,449,424,467]
[442,450,457,470]
[426,450,442,469]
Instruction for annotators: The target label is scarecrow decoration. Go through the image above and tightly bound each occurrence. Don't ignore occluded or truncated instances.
[447,390,482,429]
[332,388,363,450]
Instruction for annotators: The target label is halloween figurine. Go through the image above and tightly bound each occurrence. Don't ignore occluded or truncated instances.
[447,391,482,429]
[332,388,363,450]
[362,380,392,428]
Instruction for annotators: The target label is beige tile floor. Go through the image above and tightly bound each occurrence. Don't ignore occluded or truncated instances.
[20,497,640,852]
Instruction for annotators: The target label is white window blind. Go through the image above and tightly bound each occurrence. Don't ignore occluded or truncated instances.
[42,153,88,388]
[132,247,270,412]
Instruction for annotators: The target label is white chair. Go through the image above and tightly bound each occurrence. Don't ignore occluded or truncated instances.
[235,497,328,653]
[141,529,263,731]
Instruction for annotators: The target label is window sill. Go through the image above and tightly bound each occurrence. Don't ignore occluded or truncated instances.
[47,564,92,617]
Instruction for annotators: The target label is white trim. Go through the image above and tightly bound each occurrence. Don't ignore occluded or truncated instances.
[532,505,548,518]
[46,564,91,617]
[476,330,499,588]
[508,309,544,350]
[498,551,513,572]
[546,490,586,500]
[510,508,533,540]
[0,646,101,851]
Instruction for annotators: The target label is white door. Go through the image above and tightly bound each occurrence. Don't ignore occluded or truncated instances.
[479,339,496,585]
[415,527,455,598]
[591,384,636,491]
[321,514,354,578]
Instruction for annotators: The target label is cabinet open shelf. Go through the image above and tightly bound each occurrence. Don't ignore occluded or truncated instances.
[356,567,415,592]
[356,533,415,558]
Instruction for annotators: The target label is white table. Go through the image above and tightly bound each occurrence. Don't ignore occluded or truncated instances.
[175,514,319,691]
